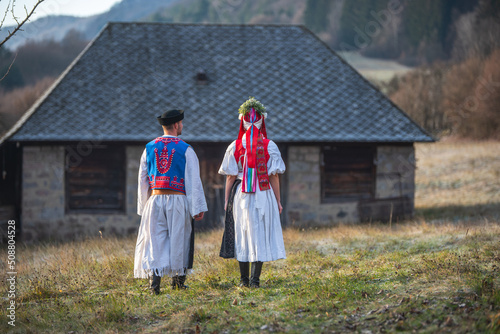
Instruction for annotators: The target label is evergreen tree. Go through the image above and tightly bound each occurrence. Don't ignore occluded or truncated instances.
[304,0,331,33]
[0,49,24,90]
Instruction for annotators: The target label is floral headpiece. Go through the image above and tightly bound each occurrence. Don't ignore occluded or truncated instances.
[237,96,268,140]
[238,97,267,120]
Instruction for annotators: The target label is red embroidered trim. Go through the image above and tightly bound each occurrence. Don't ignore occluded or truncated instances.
[234,139,270,175]
[256,135,270,191]
[149,175,185,193]
[234,140,246,170]
[154,137,181,144]
[155,146,175,174]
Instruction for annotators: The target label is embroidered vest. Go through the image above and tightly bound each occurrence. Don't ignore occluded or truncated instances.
[146,136,190,194]
[234,136,271,191]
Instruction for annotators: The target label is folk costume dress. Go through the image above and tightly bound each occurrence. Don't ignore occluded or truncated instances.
[134,135,207,279]
[218,111,286,263]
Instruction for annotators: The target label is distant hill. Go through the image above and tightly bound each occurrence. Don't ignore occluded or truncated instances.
[148,0,492,65]
[3,0,499,66]
[0,0,180,50]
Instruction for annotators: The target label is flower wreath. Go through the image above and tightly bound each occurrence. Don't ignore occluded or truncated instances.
[238,97,267,119]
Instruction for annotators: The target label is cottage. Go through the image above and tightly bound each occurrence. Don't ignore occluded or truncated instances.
[0,23,433,242]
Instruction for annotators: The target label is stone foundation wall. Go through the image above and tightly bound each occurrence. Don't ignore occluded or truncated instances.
[21,145,143,242]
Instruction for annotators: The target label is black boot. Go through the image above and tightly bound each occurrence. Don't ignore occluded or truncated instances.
[172,275,188,290]
[149,273,161,295]
[238,262,250,287]
[177,275,188,289]
[250,261,263,288]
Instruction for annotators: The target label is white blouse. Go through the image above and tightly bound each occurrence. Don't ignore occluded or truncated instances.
[218,137,286,178]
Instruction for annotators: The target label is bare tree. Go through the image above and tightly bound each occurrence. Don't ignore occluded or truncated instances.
[1,0,45,81]
[1,0,45,48]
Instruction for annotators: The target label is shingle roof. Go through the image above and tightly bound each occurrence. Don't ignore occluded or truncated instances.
[7,23,433,143]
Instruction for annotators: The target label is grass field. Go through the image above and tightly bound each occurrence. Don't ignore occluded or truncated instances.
[1,141,499,333]
[337,51,413,85]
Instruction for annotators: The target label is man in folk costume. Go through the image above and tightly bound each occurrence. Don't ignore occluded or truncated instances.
[134,109,208,295]
[219,97,286,288]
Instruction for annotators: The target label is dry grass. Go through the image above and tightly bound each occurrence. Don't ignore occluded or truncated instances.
[415,140,500,219]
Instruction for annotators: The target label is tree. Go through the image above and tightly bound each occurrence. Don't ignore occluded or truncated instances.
[304,0,331,33]
[1,0,46,48]
[0,0,45,81]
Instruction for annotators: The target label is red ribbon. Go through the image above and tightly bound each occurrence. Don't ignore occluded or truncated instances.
[245,124,259,168]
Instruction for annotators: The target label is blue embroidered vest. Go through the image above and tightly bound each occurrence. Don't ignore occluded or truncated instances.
[145,136,190,194]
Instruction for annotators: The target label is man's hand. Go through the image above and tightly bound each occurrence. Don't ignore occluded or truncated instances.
[194,212,204,221]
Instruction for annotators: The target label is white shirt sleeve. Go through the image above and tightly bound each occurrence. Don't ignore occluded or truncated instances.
[185,146,208,218]
[137,148,151,216]
[267,140,286,175]
[218,141,238,176]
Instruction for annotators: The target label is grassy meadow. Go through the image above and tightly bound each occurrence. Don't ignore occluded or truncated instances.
[1,140,499,333]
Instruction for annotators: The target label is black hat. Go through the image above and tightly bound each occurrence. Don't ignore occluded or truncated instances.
[157,109,184,126]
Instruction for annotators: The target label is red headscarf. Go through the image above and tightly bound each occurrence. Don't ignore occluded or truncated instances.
[237,108,269,192]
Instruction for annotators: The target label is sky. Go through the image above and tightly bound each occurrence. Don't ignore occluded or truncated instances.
[1,0,123,26]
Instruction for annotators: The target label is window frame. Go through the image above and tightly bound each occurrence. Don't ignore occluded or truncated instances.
[320,145,376,203]
[65,143,126,214]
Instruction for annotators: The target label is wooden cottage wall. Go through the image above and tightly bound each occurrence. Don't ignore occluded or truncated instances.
[0,143,22,243]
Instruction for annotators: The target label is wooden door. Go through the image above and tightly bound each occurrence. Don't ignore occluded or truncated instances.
[191,143,228,229]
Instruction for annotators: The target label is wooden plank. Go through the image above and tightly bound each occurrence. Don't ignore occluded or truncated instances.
[321,145,375,201]
[358,197,412,222]
[324,173,374,182]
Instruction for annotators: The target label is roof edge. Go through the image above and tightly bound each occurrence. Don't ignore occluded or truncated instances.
[297,25,436,143]
[0,23,113,147]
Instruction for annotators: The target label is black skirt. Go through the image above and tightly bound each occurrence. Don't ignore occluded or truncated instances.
[219,179,241,259]
[188,217,195,269]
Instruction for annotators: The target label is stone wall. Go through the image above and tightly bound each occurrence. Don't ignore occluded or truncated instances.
[21,145,143,242]
[286,144,415,226]
[366,145,416,220]
[375,145,415,202]
[20,143,416,238]
[287,146,359,226]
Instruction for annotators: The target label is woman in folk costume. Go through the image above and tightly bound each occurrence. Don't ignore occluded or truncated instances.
[218,97,286,288]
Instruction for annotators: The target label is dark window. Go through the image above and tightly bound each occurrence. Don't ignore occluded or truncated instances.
[321,146,375,202]
[65,144,125,213]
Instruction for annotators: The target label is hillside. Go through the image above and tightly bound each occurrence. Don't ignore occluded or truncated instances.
[147,0,498,65]
[338,51,412,85]
[3,0,499,66]
[0,0,179,50]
